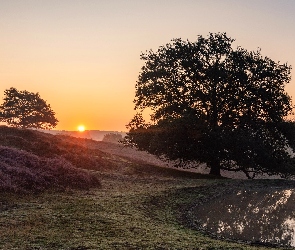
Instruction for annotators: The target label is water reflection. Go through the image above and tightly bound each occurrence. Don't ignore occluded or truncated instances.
[192,186,295,247]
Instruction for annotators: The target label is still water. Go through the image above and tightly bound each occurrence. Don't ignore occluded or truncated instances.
[192,185,295,247]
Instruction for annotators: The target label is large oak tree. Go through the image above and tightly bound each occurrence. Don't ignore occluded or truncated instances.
[126,32,295,178]
[0,87,58,129]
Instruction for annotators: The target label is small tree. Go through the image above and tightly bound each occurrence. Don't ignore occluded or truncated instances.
[0,87,58,129]
[126,32,295,178]
[102,133,123,144]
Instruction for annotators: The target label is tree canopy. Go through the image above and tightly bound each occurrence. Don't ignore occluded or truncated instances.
[125,32,295,178]
[0,87,58,129]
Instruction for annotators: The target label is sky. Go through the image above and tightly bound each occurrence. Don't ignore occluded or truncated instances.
[1,0,295,131]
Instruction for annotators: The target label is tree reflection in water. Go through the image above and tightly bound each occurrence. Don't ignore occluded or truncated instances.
[192,185,295,247]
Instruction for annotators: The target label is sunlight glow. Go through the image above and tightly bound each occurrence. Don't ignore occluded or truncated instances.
[77,125,85,132]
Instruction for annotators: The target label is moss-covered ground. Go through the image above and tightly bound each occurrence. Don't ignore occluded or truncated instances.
[0,176,283,250]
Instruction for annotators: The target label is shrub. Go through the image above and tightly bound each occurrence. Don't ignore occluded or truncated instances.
[102,133,123,144]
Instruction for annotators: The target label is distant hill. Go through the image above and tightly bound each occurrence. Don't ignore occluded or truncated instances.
[42,130,126,141]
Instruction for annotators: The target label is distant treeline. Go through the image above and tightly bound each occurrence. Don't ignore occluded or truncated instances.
[42,130,126,141]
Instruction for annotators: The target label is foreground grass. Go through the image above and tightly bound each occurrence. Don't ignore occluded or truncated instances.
[0,176,281,250]
[0,127,291,249]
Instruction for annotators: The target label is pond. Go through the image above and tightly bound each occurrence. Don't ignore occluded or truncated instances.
[190,183,295,247]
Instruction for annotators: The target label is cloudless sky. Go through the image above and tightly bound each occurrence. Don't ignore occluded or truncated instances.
[1,0,295,131]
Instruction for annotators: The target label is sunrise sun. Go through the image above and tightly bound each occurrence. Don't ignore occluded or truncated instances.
[77,125,85,132]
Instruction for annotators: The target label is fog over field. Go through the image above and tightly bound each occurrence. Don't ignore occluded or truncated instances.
[42,129,126,141]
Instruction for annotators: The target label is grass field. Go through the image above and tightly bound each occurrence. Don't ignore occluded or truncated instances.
[0,176,282,250]
[0,126,289,249]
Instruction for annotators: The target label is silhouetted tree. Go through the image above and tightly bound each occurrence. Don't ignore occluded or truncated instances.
[102,133,123,144]
[125,32,295,178]
[0,87,58,129]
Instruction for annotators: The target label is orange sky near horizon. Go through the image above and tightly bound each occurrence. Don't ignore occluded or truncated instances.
[1,0,295,131]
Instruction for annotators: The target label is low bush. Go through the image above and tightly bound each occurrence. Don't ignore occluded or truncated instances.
[102,133,123,144]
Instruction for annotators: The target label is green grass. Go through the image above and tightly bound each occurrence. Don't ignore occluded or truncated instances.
[0,176,282,250]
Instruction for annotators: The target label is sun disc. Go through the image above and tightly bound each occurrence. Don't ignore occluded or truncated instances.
[77,125,85,132]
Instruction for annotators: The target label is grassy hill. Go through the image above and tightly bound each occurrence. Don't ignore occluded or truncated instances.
[0,126,290,249]
[0,125,213,193]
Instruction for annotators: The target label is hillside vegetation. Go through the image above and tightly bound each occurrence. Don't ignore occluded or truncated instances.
[0,126,106,192]
[0,126,209,193]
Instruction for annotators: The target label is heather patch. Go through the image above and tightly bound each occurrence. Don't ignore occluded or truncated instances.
[0,126,116,171]
[0,146,100,193]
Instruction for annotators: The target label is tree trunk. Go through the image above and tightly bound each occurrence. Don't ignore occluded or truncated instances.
[208,159,221,176]
[208,76,221,177]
